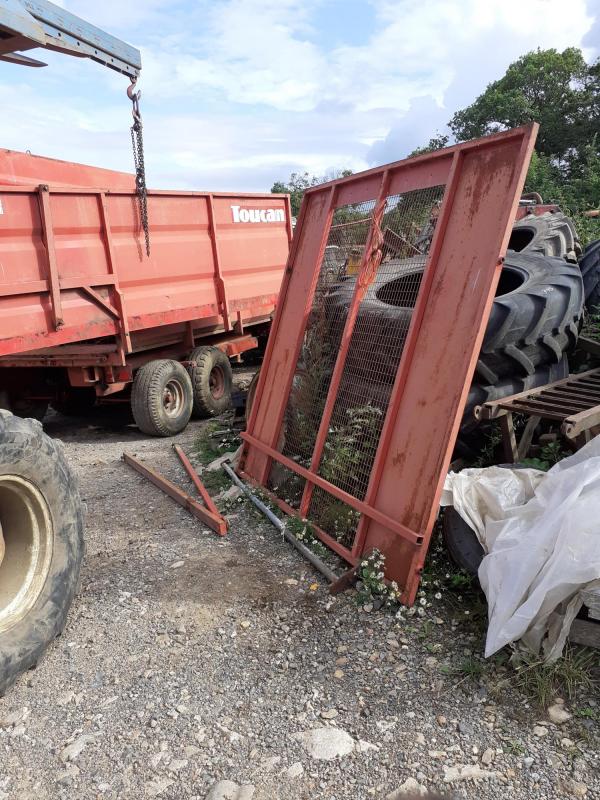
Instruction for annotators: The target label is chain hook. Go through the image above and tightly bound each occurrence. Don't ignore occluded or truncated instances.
[127,79,142,124]
[127,78,150,257]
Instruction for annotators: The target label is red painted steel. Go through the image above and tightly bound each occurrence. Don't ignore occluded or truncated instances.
[173,445,222,517]
[0,149,290,364]
[241,125,538,605]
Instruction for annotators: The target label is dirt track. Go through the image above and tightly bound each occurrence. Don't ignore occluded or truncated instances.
[0,397,598,800]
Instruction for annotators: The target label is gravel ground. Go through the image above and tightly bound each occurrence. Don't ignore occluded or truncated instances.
[0,381,598,800]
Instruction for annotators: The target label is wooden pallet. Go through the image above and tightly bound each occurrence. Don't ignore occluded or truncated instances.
[475,366,600,462]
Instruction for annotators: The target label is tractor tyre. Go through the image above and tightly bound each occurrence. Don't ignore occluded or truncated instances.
[579,239,600,311]
[187,346,233,418]
[461,356,570,436]
[475,252,583,384]
[326,253,582,386]
[131,360,193,436]
[0,411,84,696]
[442,506,484,577]
[325,256,425,384]
[509,211,581,262]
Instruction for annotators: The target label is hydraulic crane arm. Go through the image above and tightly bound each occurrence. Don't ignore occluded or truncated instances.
[0,0,141,78]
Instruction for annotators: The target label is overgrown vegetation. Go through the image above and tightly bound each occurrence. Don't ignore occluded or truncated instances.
[422,527,600,707]
[311,404,382,546]
[507,647,599,708]
[193,421,240,495]
[582,306,600,341]
[431,48,600,244]
[271,169,353,216]
[194,420,239,463]
[285,515,329,558]
[356,549,401,608]
[523,440,570,471]
[471,426,502,467]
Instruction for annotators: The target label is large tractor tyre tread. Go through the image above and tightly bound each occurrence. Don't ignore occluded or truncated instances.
[475,252,583,383]
[325,257,426,384]
[442,506,485,577]
[326,253,582,386]
[461,356,570,436]
[131,360,193,437]
[579,238,600,311]
[509,211,581,262]
[0,411,84,696]
[187,346,233,418]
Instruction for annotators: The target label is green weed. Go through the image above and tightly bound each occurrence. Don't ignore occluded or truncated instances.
[510,646,599,709]
[355,549,401,608]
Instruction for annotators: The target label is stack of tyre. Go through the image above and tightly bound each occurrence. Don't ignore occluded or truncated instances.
[325,211,590,456]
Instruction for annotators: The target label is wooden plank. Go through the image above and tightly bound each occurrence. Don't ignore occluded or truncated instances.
[123,452,227,536]
[500,413,518,462]
[517,415,541,461]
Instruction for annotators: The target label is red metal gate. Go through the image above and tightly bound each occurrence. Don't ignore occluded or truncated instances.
[240,125,538,604]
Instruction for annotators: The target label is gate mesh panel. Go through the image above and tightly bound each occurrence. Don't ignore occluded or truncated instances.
[267,200,376,505]
[269,186,445,541]
[308,185,445,546]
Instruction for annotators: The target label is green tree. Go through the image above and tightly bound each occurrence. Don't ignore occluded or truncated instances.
[408,132,449,158]
[449,48,600,242]
[449,48,598,160]
[271,169,353,216]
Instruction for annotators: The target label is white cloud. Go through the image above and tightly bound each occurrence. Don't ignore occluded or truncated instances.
[0,0,597,191]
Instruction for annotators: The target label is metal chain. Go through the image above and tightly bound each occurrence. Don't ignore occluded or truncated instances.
[127,79,150,256]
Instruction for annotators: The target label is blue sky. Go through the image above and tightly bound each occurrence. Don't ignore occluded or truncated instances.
[1,0,598,192]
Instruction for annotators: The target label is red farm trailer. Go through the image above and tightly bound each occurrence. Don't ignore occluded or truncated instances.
[0,148,291,435]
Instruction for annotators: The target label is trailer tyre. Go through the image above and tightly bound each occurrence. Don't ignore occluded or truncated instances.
[131,360,193,436]
[187,347,233,418]
[0,411,84,696]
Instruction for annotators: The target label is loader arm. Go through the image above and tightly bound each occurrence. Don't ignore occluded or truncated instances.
[0,0,141,78]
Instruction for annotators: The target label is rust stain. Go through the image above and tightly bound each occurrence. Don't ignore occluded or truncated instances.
[391,450,406,468]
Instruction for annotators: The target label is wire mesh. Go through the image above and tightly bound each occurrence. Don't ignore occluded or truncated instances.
[308,185,445,546]
[267,199,376,505]
[270,186,445,547]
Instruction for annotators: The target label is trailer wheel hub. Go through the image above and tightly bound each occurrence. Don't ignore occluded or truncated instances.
[162,379,185,417]
[209,366,225,400]
[0,475,53,634]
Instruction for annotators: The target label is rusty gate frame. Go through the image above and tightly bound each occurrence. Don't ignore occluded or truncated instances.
[239,124,538,604]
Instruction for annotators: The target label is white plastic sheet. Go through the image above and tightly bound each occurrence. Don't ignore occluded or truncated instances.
[441,436,600,661]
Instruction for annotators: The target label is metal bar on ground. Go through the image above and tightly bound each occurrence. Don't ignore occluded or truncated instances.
[173,444,221,516]
[222,461,339,585]
[123,452,227,536]
[241,431,423,545]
